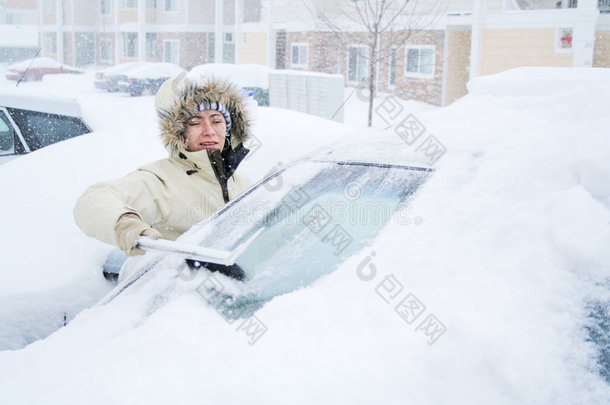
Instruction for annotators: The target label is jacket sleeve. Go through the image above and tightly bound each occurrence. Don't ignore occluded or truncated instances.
[73,170,165,247]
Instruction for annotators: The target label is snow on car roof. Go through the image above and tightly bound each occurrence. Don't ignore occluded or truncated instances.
[310,128,434,170]
[188,63,272,88]
[99,61,153,75]
[270,69,343,79]
[6,57,80,71]
[126,63,186,79]
[0,88,84,117]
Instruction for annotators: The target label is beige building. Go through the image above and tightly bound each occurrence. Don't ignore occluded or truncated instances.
[273,0,610,105]
[0,0,609,105]
[2,0,269,70]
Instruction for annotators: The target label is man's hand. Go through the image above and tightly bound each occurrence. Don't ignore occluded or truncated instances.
[115,213,162,256]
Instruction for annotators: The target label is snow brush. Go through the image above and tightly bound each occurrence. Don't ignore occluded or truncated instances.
[100,230,263,304]
[136,227,262,266]
[136,237,239,266]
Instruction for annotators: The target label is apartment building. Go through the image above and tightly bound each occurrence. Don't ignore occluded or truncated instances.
[1,0,608,106]
[0,0,39,62]
[274,0,610,105]
[0,0,269,69]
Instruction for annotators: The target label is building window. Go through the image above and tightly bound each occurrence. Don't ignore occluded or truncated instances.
[100,0,111,15]
[388,47,397,87]
[164,40,179,65]
[347,45,368,83]
[207,33,215,63]
[165,0,178,12]
[43,33,57,54]
[6,12,21,25]
[224,32,234,43]
[100,39,112,62]
[243,0,262,22]
[123,32,138,57]
[405,45,435,78]
[146,33,157,59]
[121,0,137,8]
[42,0,55,13]
[291,43,308,68]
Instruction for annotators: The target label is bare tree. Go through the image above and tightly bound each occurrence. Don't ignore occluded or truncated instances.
[305,0,447,126]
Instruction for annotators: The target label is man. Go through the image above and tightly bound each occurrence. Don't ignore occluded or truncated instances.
[74,76,252,266]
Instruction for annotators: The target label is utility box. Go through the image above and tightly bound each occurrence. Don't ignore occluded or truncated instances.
[269,71,345,123]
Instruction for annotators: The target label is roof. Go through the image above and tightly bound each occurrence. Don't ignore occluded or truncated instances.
[0,89,84,118]
[8,57,62,70]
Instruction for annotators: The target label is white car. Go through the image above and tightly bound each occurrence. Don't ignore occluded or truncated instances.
[117,62,186,96]
[0,90,91,164]
[93,61,153,92]
[189,63,271,106]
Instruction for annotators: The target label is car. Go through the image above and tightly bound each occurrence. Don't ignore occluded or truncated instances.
[4,57,83,82]
[117,62,186,96]
[93,61,152,92]
[0,90,91,164]
[189,63,271,106]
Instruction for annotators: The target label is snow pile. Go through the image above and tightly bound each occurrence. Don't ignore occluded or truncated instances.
[0,67,609,404]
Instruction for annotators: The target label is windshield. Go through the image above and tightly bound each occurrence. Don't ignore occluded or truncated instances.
[181,160,431,312]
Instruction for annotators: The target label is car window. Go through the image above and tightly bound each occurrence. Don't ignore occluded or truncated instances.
[0,111,15,155]
[183,160,431,315]
[6,108,90,152]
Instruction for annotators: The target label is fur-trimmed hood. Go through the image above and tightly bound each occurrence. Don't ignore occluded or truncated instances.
[155,76,250,157]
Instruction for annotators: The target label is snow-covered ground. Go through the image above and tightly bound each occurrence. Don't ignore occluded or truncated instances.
[0,67,609,404]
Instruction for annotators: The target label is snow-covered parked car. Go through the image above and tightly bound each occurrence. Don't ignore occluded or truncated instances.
[0,89,91,164]
[4,57,83,82]
[93,61,152,92]
[117,62,186,96]
[189,63,271,106]
[1,67,609,405]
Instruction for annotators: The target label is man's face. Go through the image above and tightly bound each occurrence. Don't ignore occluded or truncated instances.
[185,109,226,152]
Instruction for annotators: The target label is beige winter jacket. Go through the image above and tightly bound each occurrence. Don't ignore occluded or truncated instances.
[73,149,251,245]
[74,76,253,248]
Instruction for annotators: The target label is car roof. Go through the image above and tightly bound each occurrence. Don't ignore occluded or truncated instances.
[126,63,186,79]
[102,61,153,75]
[6,57,80,71]
[188,63,271,88]
[0,88,84,117]
[306,129,435,170]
